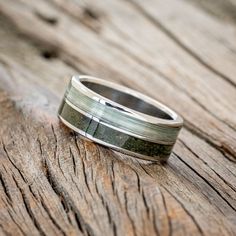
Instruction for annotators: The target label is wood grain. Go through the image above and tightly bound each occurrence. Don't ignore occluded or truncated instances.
[0,0,236,235]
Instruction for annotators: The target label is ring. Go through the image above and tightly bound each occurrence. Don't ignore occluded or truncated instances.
[58,75,183,162]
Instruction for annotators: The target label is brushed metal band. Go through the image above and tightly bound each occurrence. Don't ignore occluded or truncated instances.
[58,75,183,162]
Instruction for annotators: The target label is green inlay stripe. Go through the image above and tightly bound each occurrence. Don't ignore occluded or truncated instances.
[59,100,173,159]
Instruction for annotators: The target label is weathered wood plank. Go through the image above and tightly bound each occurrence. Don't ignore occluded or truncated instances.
[0,0,236,235]
[1,0,236,160]
[188,0,236,24]
[128,0,236,87]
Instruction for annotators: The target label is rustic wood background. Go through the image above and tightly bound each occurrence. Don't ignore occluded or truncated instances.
[0,0,236,235]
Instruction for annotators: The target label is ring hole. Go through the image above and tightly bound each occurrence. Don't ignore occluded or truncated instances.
[82,81,173,120]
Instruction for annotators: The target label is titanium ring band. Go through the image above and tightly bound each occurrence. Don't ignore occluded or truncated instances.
[58,75,183,162]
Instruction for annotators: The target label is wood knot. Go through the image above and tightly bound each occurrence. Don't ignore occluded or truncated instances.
[35,11,58,26]
[41,49,58,60]
[83,7,100,21]
[81,6,104,33]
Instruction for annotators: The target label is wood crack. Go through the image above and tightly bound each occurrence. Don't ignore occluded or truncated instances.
[39,196,67,236]
[110,160,116,195]
[0,223,11,236]
[159,189,172,236]
[184,121,236,162]
[180,139,236,194]
[94,180,117,234]
[80,153,92,196]
[12,175,47,236]
[50,125,67,179]
[2,141,28,184]
[37,138,43,156]
[174,153,236,213]
[132,168,141,193]
[51,124,58,160]
[0,170,12,204]
[42,158,93,236]
[6,209,27,236]
[151,208,160,236]
[141,190,150,219]
[124,191,137,236]
[161,186,204,236]
[69,147,76,175]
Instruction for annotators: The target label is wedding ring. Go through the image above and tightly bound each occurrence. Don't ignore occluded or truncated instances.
[58,75,183,162]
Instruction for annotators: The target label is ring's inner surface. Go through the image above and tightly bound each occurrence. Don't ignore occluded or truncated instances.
[82,81,173,120]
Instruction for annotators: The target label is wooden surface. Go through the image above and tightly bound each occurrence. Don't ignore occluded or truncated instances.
[0,0,236,235]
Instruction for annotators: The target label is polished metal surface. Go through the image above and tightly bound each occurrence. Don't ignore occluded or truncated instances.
[58,75,183,162]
